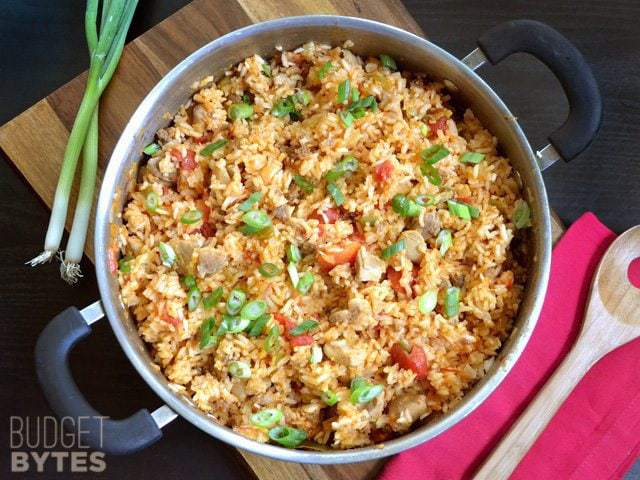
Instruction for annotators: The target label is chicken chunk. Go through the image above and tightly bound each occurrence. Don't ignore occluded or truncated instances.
[388,393,428,432]
[418,211,441,239]
[328,298,374,329]
[147,156,178,184]
[323,339,366,368]
[356,247,386,282]
[273,204,290,221]
[197,246,227,276]
[399,230,426,263]
[169,239,196,275]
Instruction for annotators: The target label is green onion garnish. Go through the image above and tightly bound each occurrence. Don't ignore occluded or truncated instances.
[229,102,253,120]
[180,209,203,224]
[447,200,471,220]
[379,54,397,71]
[420,163,442,185]
[272,97,296,118]
[327,183,345,206]
[287,262,299,288]
[295,90,312,106]
[118,256,132,273]
[199,317,217,349]
[261,63,272,77]
[203,287,224,310]
[514,199,532,229]
[317,61,333,79]
[351,376,368,391]
[143,143,160,156]
[324,155,359,182]
[222,314,251,333]
[350,377,383,404]
[321,390,339,406]
[351,87,360,102]
[469,205,481,219]
[240,300,268,321]
[268,426,307,448]
[296,273,315,295]
[226,288,247,315]
[290,319,318,336]
[181,275,197,290]
[337,79,350,104]
[251,408,283,428]
[145,191,161,213]
[460,152,485,164]
[287,244,302,263]
[293,175,315,194]
[258,262,281,278]
[381,239,406,260]
[310,345,323,364]
[418,290,438,314]
[200,138,228,156]
[241,210,272,232]
[187,287,201,311]
[264,325,280,353]
[415,194,439,207]
[339,110,354,127]
[444,286,460,317]
[436,229,452,256]
[420,124,429,136]
[421,145,450,164]
[158,242,176,267]
[239,192,263,212]
[392,194,422,217]
[248,313,270,337]
[228,361,251,379]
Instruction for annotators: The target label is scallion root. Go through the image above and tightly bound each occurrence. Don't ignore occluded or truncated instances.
[60,260,83,284]
[26,250,54,267]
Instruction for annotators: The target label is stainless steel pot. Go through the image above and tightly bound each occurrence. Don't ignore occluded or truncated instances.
[35,16,601,463]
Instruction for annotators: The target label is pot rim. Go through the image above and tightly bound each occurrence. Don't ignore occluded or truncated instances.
[95,14,551,464]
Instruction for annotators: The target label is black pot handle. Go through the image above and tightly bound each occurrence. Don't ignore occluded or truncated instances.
[477,19,602,162]
[35,304,165,455]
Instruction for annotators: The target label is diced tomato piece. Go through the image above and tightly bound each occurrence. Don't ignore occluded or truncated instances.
[171,148,197,171]
[317,240,361,271]
[351,227,366,243]
[456,196,473,204]
[193,132,212,144]
[161,313,181,328]
[107,249,118,274]
[386,265,419,297]
[374,160,394,183]
[390,342,429,379]
[311,207,340,224]
[289,334,314,346]
[428,116,448,138]
[199,222,215,237]
[274,313,314,346]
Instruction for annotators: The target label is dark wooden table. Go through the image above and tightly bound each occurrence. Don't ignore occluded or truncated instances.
[1,1,638,478]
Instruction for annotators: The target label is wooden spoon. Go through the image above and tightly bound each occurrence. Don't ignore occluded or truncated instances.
[475,226,640,479]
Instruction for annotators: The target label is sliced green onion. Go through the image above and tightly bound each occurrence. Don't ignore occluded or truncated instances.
[251,408,283,428]
[381,239,406,260]
[360,214,378,226]
[200,138,228,156]
[287,262,299,288]
[143,143,160,156]
[325,155,359,182]
[248,313,270,337]
[351,87,360,102]
[268,426,307,448]
[259,262,281,278]
[514,199,532,229]
[317,61,332,79]
[264,325,281,353]
[327,182,345,206]
[118,256,133,273]
[447,200,471,220]
[145,191,161,213]
[222,314,251,333]
[420,162,442,186]
[469,205,481,219]
[272,97,296,117]
[240,300,268,321]
[460,152,485,164]
[418,290,438,314]
[226,288,247,315]
[310,345,323,364]
[159,242,176,267]
[420,124,429,136]
[261,63,272,77]
[229,102,253,120]
[180,209,203,224]
[337,79,350,104]
[228,361,251,379]
[436,229,452,256]
[421,145,450,164]
[293,175,315,194]
[415,194,439,207]
[290,319,318,336]
[181,275,197,290]
[392,194,422,217]
[379,54,397,71]
[287,244,302,263]
[296,272,315,295]
[339,110,354,128]
[445,286,460,317]
[295,89,312,106]
[199,317,217,349]
[350,377,383,404]
[321,390,339,406]
[187,287,201,311]
[239,192,263,212]
[351,376,369,391]
[241,210,272,231]
[203,287,224,310]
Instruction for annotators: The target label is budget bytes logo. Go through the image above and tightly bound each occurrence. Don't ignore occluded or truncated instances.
[10,416,107,473]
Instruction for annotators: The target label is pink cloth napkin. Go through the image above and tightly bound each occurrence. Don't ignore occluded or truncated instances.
[380,212,640,480]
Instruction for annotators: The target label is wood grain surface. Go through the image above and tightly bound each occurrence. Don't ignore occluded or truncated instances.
[0,1,568,479]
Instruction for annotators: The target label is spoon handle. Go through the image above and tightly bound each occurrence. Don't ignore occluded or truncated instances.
[474,340,600,479]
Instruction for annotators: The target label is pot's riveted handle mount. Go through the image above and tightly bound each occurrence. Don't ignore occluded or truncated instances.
[35,301,177,455]
[464,19,602,170]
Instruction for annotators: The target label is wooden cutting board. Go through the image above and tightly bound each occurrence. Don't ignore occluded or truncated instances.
[0,1,565,478]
